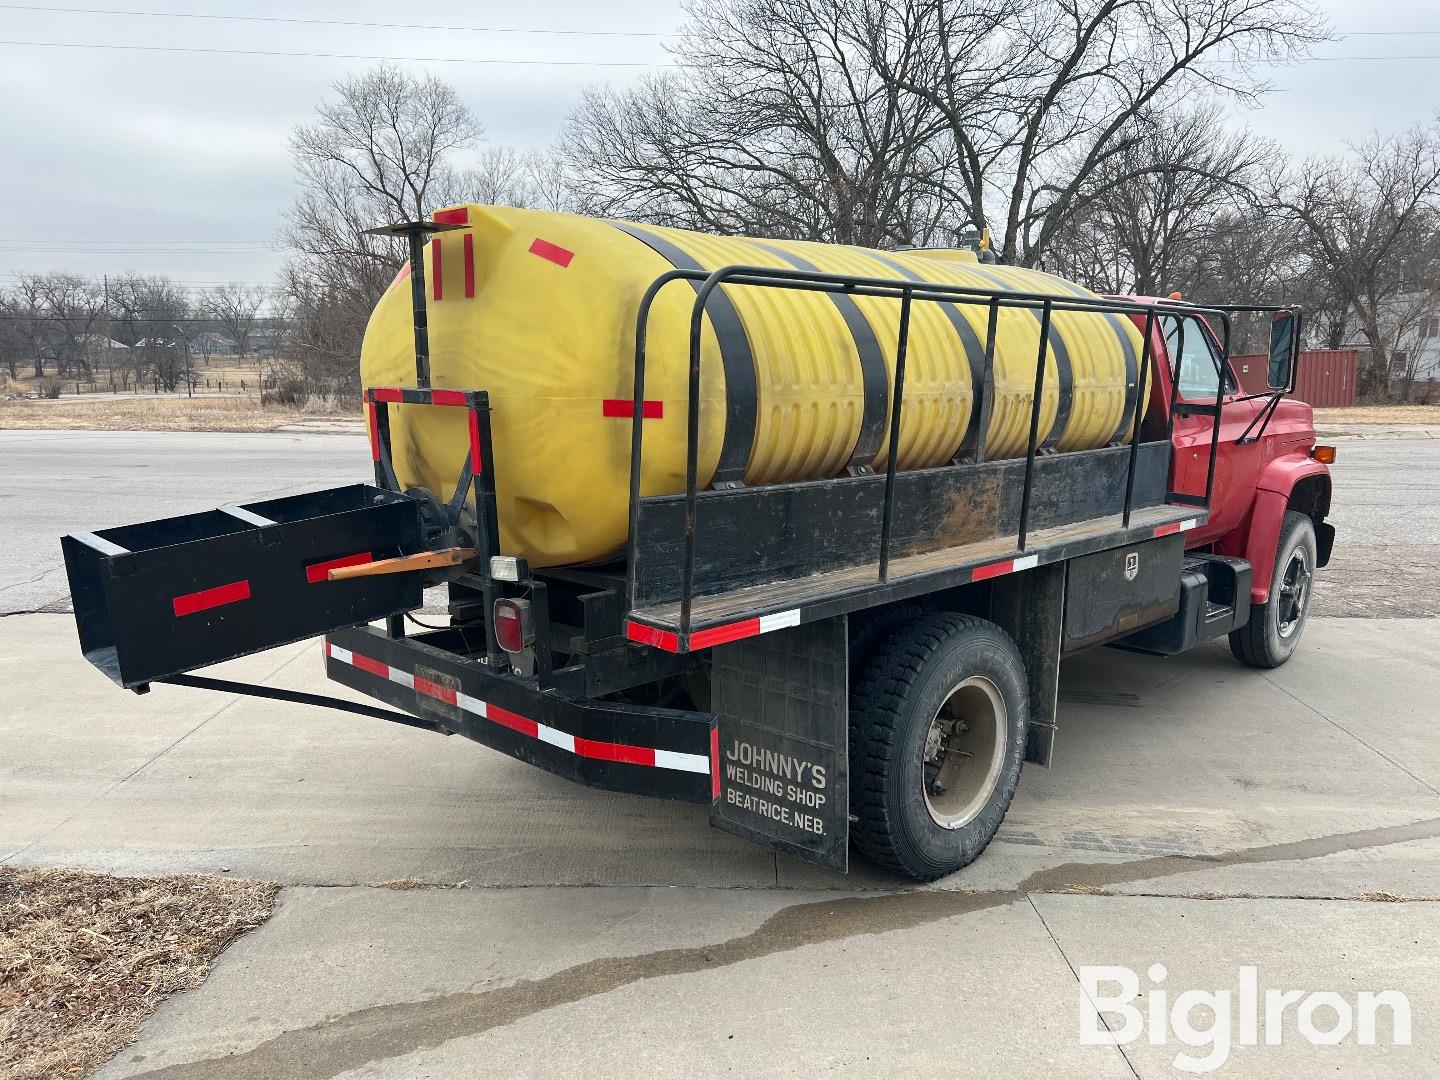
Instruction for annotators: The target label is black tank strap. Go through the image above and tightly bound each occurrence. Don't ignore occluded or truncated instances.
[864,251,986,460]
[750,242,889,472]
[962,263,1075,451]
[611,222,757,485]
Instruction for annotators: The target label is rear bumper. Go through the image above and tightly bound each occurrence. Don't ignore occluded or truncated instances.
[324,625,715,804]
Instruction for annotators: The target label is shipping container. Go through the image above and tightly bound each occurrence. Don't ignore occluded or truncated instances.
[1231,349,1358,407]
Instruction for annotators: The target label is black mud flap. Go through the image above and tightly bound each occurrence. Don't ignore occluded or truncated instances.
[709,616,849,872]
[63,484,422,688]
[989,563,1065,769]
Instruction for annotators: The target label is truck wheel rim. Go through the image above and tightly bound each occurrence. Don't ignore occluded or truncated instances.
[922,675,1008,830]
[1276,548,1311,638]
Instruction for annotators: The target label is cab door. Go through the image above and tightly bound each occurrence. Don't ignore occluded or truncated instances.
[1159,314,1263,544]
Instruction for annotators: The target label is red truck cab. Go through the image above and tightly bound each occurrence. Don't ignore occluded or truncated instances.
[1126,297,1335,666]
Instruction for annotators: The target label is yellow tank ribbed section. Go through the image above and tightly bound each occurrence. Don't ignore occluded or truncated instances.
[360,204,1144,567]
[952,260,1134,453]
[785,240,973,470]
[633,227,866,486]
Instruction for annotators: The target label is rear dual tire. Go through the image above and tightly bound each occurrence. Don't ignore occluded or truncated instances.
[849,614,1028,881]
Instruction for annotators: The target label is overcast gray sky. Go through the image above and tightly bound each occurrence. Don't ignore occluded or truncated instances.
[1,0,1437,293]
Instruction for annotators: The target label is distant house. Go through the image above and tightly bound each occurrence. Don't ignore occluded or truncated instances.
[42,334,127,368]
[247,327,285,358]
[77,334,129,353]
[1410,312,1440,383]
[1339,290,1440,387]
[191,331,238,356]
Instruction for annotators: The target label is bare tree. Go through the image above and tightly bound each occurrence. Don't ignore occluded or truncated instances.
[204,282,268,358]
[562,0,960,246]
[34,273,108,380]
[561,0,1322,257]
[1267,122,1440,399]
[107,275,193,392]
[1043,106,1273,295]
[0,288,29,381]
[862,0,1326,265]
[459,147,578,211]
[281,65,485,389]
[10,274,50,378]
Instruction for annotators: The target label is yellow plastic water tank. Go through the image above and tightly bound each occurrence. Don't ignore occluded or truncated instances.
[361,205,1144,567]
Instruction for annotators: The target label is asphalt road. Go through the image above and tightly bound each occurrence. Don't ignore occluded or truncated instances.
[1313,436,1440,617]
[3,428,1439,1078]
[0,430,368,615]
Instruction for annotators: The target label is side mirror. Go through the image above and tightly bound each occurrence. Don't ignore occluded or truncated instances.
[1267,311,1297,390]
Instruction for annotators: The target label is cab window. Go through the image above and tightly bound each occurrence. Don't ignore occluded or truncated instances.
[1162,315,1230,400]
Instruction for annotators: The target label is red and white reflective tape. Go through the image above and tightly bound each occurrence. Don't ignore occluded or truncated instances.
[627,520,1201,654]
[1153,518,1199,538]
[172,579,250,617]
[626,608,801,653]
[970,553,1039,582]
[324,641,708,775]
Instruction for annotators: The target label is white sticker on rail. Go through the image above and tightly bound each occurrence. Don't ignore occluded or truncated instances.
[653,749,711,775]
[1012,554,1040,572]
[758,609,802,633]
[1179,518,1199,532]
[537,725,576,753]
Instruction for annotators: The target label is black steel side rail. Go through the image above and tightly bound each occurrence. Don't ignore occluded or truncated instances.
[626,262,1253,639]
[624,501,1207,652]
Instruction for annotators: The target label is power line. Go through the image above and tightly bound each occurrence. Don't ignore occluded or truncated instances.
[6,37,1440,67]
[0,279,280,292]
[1,238,276,245]
[2,4,1436,41]
[1209,53,1440,62]
[2,251,277,256]
[0,4,673,37]
[0,39,670,66]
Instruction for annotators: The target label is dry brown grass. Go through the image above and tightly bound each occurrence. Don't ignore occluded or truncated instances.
[0,865,277,1080]
[1314,404,1440,424]
[0,397,359,433]
[5,361,265,397]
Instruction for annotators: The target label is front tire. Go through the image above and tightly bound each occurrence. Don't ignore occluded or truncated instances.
[849,614,1028,881]
[1230,511,1317,668]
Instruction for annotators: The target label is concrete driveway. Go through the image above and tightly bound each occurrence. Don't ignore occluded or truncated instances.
[2,430,1438,1078]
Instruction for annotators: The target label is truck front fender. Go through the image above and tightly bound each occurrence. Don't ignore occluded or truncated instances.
[1257,455,1331,508]
[1243,456,1332,605]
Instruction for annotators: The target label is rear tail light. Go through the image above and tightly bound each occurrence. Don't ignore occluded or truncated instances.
[493,598,534,654]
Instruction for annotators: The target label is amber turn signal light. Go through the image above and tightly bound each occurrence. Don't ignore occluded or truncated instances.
[1311,445,1336,464]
